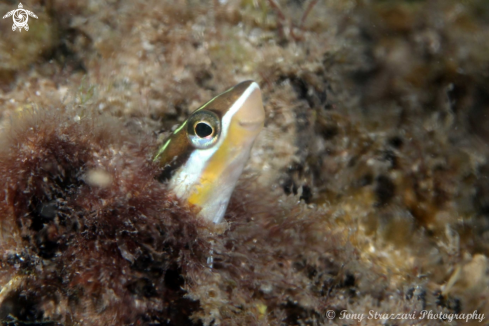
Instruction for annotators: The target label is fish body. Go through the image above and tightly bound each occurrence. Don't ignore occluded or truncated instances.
[154,81,265,223]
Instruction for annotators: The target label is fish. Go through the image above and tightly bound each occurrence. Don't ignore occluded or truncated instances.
[154,81,265,224]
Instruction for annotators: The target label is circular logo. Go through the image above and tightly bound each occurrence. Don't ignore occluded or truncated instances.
[13,9,28,28]
[2,3,38,32]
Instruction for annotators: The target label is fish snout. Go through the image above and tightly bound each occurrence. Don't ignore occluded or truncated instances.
[235,83,265,132]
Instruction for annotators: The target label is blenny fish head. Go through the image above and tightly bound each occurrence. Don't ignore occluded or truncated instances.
[154,81,265,223]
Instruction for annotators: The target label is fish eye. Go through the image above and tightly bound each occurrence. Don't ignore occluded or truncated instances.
[187,110,220,149]
[195,122,213,138]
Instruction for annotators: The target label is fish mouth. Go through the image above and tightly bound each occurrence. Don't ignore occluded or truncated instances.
[238,118,264,130]
[235,83,265,132]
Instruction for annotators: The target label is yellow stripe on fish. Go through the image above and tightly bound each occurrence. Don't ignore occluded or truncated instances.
[154,81,265,223]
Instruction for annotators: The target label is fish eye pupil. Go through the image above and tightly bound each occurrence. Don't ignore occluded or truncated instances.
[195,122,213,138]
